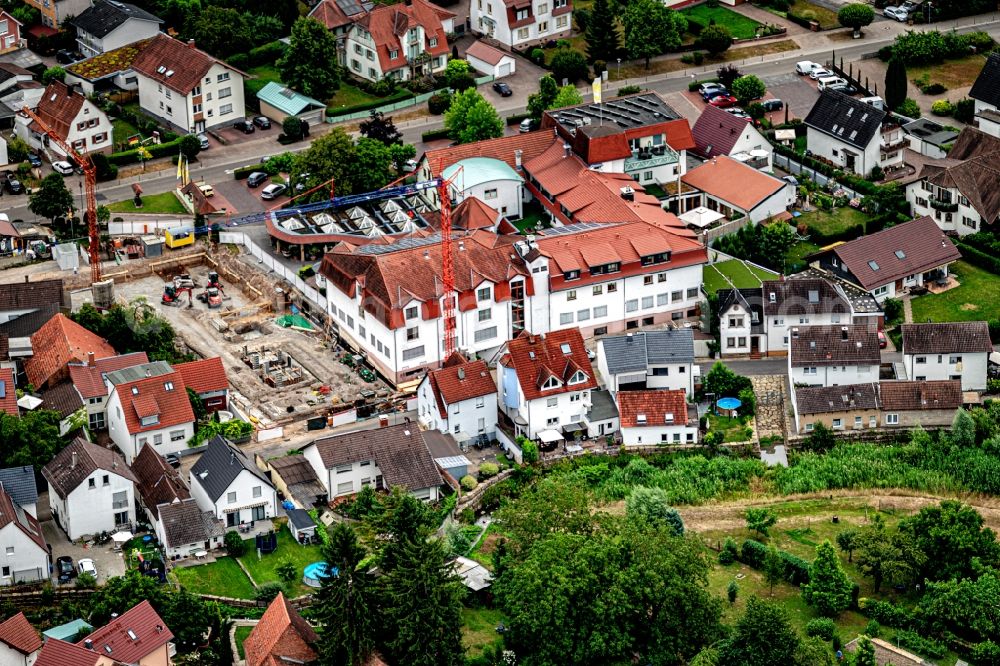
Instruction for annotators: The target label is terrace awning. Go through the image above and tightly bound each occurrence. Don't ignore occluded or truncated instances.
[537,429,562,444]
[562,423,584,434]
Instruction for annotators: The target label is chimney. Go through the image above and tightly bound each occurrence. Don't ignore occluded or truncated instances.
[563,143,571,158]
[424,250,430,259]
[514,149,523,170]
[87,351,95,367]
[458,367,465,380]
[84,639,93,650]
[841,328,849,341]
[187,39,195,48]
[24,276,28,283]
[71,451,78,469]
[458,241,465,251]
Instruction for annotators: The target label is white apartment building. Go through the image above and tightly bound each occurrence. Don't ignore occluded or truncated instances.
[444,157,525,220]
[417,357,499,440]
[901,321,992,392]
[190,436,277,529]
[345,0,452,82]
[788,324,881,388]
[472,0,572,49]
[16,81,112,157]
[131,33,245,133]
[68,352,149,431]
[69,0,162,58]
[596,329,697,397]
[0,488,48,585]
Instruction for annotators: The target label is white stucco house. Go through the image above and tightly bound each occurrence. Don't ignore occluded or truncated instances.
[471,0,572,49]
[417,356,498,442]
[345,0,453,82]
[67,352,149,431]
[596,329,697,397]
[302,423,444,501]
[788,324,881,388]
[69,0,163,58]
[42,437,137,540]
[0,612,42,664]
[444,157,524,220]
[617,389,698,447]
[0,488,48,585]
[804,89,906,178]
[969,52,1000,126]
[464,40,516,78]
[15,80,113,157]
[190,436,277,530]
[902,321,992,392]
[691,104,772,172]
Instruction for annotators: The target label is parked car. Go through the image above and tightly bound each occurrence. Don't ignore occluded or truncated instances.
[795,60,821,76]
[809,68,833,80]
[698,82,726,96]
[828,83,859,95]
[294,172,311,193]
[883,6,909,21]
[165,453,181,468]
[196,133,210,149]
[246,171,268,188]
[5,173,23,195]
[726,107,750,118]
[261,183,287,200]
[78,558,97,578]
[519,118,534,133]
[27,153,42,168]
[709,95,738,108]
[702,88,731,102]
[233,120,255,134]
[55,556,75,581]
[878,329,887,349]
[252,116,271,129]
[52,161,75,175]
[761,98,783,112]
[782,175,799,186]
[492,81,513,97]
[817,76,848,92]
[56,49,81,64]
[403,158,418,172]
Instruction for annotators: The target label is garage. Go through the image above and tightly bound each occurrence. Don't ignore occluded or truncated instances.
[465,40,516,79]
[256,81,327,127]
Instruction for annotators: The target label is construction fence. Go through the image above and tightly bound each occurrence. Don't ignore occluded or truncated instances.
[219,231,328,314]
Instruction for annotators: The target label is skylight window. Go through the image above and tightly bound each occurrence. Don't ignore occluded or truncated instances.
[868,260,880,271]
[560,343,571,354]
[846,108,853,117]
[127,630,137,640]
[156,65,166,74]
[895,250,906,259]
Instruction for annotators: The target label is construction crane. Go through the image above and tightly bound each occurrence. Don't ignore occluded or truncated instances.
[21,105,101,283]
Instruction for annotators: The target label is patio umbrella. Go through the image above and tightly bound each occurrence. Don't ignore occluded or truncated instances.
[111,531,133,543]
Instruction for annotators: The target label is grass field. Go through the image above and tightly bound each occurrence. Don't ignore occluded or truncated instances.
[461,607,507,656]
[248,64,282,83]
[785,240,820,274]
[681,5,762,39]
[789,0,840,30]
[610,40,798,80]
[172,557,256,599]
[707,413,753,443]
[111,118,140,148]
[234,625,253,659]
[326,83,386,112]
[108,191,187,214]
[911,260,1000,323]
[238,526,323,598]
[703,259,779,294]
[910,54,989,91]
[796,206,868,237]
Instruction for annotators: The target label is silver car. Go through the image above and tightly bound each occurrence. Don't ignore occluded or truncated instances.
[261,183,287,200]
[884,6,909,21]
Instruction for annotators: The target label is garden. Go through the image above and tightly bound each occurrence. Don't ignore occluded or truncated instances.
[702,258,779,295]
[794,206,868,240]
[680,4,763,40]
[108,191,187,215]
[911,260,1000,324]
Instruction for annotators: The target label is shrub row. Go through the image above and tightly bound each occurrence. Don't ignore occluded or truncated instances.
[773,143,878,196]
[108,136,185,166]
[805,221,866,247]
[894,630,947,659]
[687,77,719,92]
[227,40,288,71]
[739,539,811,585]
[858,598,913,628]
[506,112,531,125]
[421,127,451,142]
[233,164,258,180]
[327,88,414,119]
[957,241,1000,276]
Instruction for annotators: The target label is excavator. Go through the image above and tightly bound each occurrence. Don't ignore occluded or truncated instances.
[197,286,223,308]
[162,284,193,307]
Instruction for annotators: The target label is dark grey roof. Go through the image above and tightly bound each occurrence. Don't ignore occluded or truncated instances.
[70,0,162,39]
[599,329,695,376]
[588,388,619,422]
[191,435,272,502]
[970,53,1000,108]
[546,91,681,136]
[0,279,66,313]
[286,508,315,531]
[158,498,212,548]
[308,423,443,492]
[0,467,38,509]
[267,455,320,486]
[901,321,993,354]
[761,278,850,317]
[717,288,765,335]
[42,437,136,499]
[39,381,84,419]
[104,361,173,385]
[796,382,879,415]
[0,305,60,338]
[804,90,887,150]
[903,118,959,148]
[789,324,881,367]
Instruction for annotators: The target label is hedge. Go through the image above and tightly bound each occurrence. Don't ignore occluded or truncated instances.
[421,128,451,142]
[957,241,1000,275]
[740,538,767,567]
[739,539,811,585]
[894,631,947,660]
[108,136,186,166]
[326,88,414,119]
[858,598,913,628]
[233,164,258,180]
[506,112,531,125]
[773,143,878,196]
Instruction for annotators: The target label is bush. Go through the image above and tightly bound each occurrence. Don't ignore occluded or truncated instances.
[957,241,1000,275]
[895,98,921,118]
[76,572,97,589]
[922,82,947,95]
[864,620,881,638]
[427,92,451,115]
[421,128,451,141]
[780,551,811,585]
[688,77,719,92]
[806,618,836,641]
[478,463,499,479]
[954,97,975,124]
[931,99,954,116]
[530,48,545,65]
[460,475,478,491]
[740,538,768,568]
[521,439,539,464]
[247,40,287,68]
[719,537,739,564]
[894,630,947,659]
[108,136,187,166]
[858,598,912,628]
[727,580,738,603]
[883,297,903,325]
[869,165,884,181]
[550,48,589,83]
[228,53,249,70]
[255,582,286,603]
[971,641,1000,664]
[224,531,246,557]
[592,60,606,76]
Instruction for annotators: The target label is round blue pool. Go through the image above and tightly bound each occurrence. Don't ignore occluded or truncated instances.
[717,397,742,410]
[302,562,338,588]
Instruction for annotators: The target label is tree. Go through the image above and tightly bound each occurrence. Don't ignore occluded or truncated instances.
[716,64,742,89]
[731,75,766,107]
[758,221,795,273]
[186,387,207,424]
[275,559,297,584]
[585,0,619,63]
[70,301,187,363]
[884,56,907,114]
[763,545,784,596]
[444,88,503,144]
[550,47,590,83]
[224,531,246,557]
[188,6,251,57]
[178,134,202,160]
[29,173,74,222]
[527,74,559,119]
[443,58,475,91]
[349,138,395,193]
[520,437,539,464]
[315,523,377,666]
[292,128,354,198]
[697,25,733,56]
[802,540,853,616]
[703,362,753,402]
[899,500,1000,582]
[552,85,583,109]
[855,515,925,593]
[727,581,739,604]
[853,635,877,666]
[359,110,402,146]
[950,408,977,448]
[625,486,684,535]
[42,66,66,84]
[745,507,777,538]
[0,410,63,470]
[388,143,416,172]
[804,422,837,453]
[280,116,303,142]
[623,0,686,68]
[278,17,341,99]
[796,637,836,666]
[838,3,875,37]
[719,596,800,666]
[495,477,596,558]
[836,528,859,563]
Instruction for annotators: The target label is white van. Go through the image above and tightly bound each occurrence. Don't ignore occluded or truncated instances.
[817,76,848,92]
[795,60,820,76]
[197,183,214,197]
[859,96,885,111]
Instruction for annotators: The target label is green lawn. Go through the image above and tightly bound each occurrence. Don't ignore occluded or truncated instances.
[326,83,383,112]
[172,557,256,599]
[469,524,503,569]
[702,259,779,295]
[785,240,820,275]
[108,191,187,214]
[789,0,841,30]
[796,206,868,238]
[248,64,282,83]
[910,54,988,91]
[234,625,253,659]
[461,607,507,656]
[238,524,324,598]
[513,200,548,233]
[112,118,140,148]
[681,5,762,39]
[707,413,752,443]
[911,260,1000,323]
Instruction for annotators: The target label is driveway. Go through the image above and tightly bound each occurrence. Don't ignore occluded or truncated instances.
[464,42,550,107]
[41,516,127,585]
[215,179,269,215]
[762,72,821,121]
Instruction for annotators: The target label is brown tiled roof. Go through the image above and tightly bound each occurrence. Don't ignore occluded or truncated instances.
[309,423,443,492]
[39,380,84,419]
[796,382,879,415]
[691,104,754,158]
[113,370,194,435]
[831,216,961,291]
[681,156,786,212]
[920,128,1000,224]
[34,639,99,666]
[427,359,495,416]
[0,612,41,656]
[901,321,993,355]
[0,367,16,416]
[423,130,559,176]
[789,324,880,367]
[34,81,84,142]
[157,498,217,549]
[131,33,240,95]
[880,380,962,412]
[24,314,116,389]
[67,352,149,399]
[452,196,500,231]
[42,437,136,499]
[0,486,46,552]
[267,455,322,486]
[355,0,449,72]
[244,592,318,666]
[617,389,689,428]
[761,278,850,317]
[78,600,174,663]
[503,329,597,401]
[172,357,228,394]
[131,443,190,520]
[465,40,508,66]
[0,278,65,312]
[309,0,362,28]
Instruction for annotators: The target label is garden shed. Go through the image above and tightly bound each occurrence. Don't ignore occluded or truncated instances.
[286,508,317,544]
[256,82,327,126]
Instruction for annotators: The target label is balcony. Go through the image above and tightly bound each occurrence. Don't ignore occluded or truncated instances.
[881,137,909,152]
[929,197,958,213]
[624,145,678,172]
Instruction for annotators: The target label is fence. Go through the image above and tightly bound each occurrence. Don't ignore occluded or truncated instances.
[325,75,495,124]
[701,215,752,245]
[773,153,862,200]
[219,231,328,314]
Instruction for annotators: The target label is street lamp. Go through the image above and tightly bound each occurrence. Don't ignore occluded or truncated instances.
[617,58,621,79]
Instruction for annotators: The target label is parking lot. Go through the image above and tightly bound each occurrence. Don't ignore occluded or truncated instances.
[214,179,270,216]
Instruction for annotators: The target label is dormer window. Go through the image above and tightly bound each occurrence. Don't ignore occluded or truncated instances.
[564,270,580,281]
[664,413,674,424]
[640,252,669,266]
[390,49,398,59]
[140,415,159,426]
[636,413,647,425]
[516,8,529,19]
[164,381,173,391]
[541,376,560,390]
[131,386,139,395]
[568,370,586,385]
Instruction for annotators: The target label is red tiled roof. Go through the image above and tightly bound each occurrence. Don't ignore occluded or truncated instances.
[24,313,116,389]
[0,486,47,553]
[308,0,362,29]
[33,81,84,142]
[452,196,501,230]
[77,600,174,664]
[465,40,509,66]
[681,156,786,212]
[0,367,16,416]
[34,639,98,666]
[355,0,449,72]
[114,370,195,435]
[173,357,228,394]
[789,324,880,367]
[131,443,190,520]
[0,613,41,656]
[244,593,318,666]
[617,389,689,428]
[830,216,962,291]
[67,352,149,399]
[660,118,697,152]
[424,130,559,176]
[132,33,239,95]
[503,329,597,402]
[691,104,754,158]
[428,359,495,417]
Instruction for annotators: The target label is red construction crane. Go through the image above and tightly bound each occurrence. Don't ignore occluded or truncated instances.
[21,106,101,283]
[437,177,457,358]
